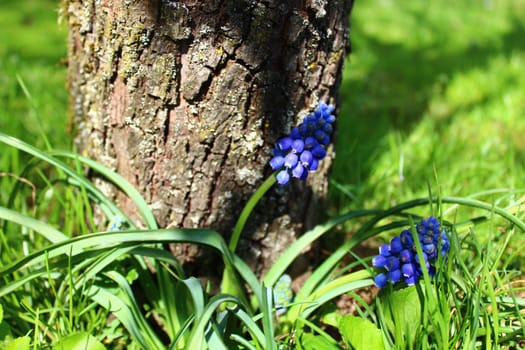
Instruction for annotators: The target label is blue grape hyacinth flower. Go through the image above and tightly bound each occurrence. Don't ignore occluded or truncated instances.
[269,101,335,185]
[372,216,450,288]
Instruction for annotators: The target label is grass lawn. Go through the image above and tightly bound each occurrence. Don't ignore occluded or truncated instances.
[0,0,68,150]
[333,0,525,212]
[1,0,524,348]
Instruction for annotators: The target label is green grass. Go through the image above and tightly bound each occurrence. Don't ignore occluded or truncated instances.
[0,0,69,233]
[333,0,525,210]
[0,0,68,150]
[1,0,525,349]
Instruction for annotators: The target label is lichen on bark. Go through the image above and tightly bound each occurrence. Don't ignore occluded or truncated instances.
[67,0,354,277]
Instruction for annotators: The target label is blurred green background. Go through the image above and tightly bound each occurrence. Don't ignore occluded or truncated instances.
[1,0,525,212]
[0,0,68,149]
[333,0,525,211]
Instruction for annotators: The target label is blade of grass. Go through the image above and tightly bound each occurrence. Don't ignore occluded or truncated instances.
[288,270,373,322]
[0,229,218,275]
[0,132,124,220]
[186,294,243,350]
[229,334,258,350]
[228,306,266,348]
[260,284,276,350]
[0,228,256,313]
[181,277,205,319]
[0,206,69,244]
[263,209,379,287]
[129,246,184,277]
[294,196,525,307]
[169,315,195,350]
[0,271,59,297]
[229,174,276,252]
[49,150,158,229]
[88,271,165,350]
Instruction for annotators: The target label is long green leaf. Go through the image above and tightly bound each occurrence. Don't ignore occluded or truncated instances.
[261,284,276,350]
[169,315,195,350]
[129,246,184,277]
[163,277,205,345]
[232,255,261,307]
[204,322,229,350]
[228,306,266,348]
[186,294,241,350]
[289,270,374,322]
[87,272,164,350]
[229,334,258,350]
[0,206,69,243]
[229,174,276,252]
[49,150,158,229]
[0,229,218,275]
[71,247,138,292]
[264,209,378,287]
[181,277,205,318]
[0,132,125,221]
[294,196,525,307]
[0,271,59,298]
[0,229,254,313]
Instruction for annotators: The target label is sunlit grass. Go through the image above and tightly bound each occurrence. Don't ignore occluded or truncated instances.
[1,0,524,348]
[333,0,525,215]
[0,0,68,150]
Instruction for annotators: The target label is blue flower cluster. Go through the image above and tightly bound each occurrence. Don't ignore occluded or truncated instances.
[373,216,450,288]
[269,101,335,185]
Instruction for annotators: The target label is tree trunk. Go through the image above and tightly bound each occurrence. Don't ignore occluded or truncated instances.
[66,0,353,278]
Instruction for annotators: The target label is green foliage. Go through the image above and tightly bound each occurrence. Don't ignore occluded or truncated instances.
[297,332,340,350]
[1,0,525,349]
[0,337,31,350]
[333,0,525,214]
[1,130,524,348]
[339,315,384,350]
[0,304,30,350]
[52,333,105,350]
[0,0,68,150]
[380,287,421,348]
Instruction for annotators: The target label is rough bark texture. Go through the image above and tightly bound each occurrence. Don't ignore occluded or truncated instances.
[67,0,353,277]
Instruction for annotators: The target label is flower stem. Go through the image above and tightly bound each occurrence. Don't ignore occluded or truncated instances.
[228,173,277,252]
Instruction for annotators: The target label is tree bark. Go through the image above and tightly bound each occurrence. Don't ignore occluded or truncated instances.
[67,0,353,277]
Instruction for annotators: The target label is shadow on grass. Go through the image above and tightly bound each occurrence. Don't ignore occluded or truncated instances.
[333,14,525,203]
